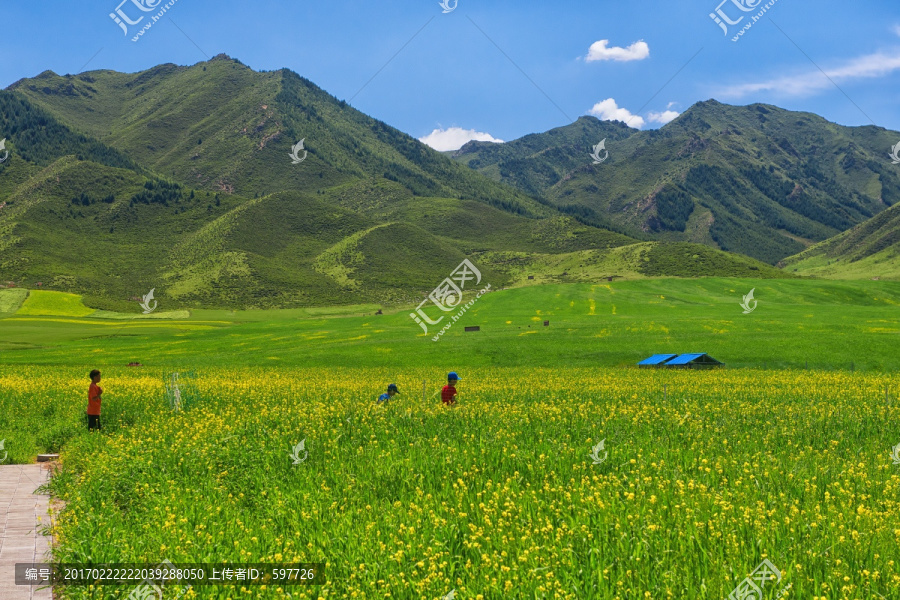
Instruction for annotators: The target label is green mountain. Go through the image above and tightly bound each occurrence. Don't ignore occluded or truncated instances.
[0,56,795,310]
[9,55,547,216]
[780,200,900,279]
[454,101,900,264]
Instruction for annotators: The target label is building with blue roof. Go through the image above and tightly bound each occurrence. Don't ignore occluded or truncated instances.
[637,353,724,369]
[637,354,677,367]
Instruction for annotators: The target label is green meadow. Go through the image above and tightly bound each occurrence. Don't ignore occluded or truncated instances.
[2,280,900,599]
[1,278,899,371]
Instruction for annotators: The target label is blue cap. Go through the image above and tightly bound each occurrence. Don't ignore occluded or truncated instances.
[448,371,460,381]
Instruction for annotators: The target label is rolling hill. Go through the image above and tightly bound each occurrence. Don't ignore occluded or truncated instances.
[0,55,629,308]
[1,56,804,310]
[454,103,900,264]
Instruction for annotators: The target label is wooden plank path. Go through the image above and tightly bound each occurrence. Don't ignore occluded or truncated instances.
[0,464,53,599]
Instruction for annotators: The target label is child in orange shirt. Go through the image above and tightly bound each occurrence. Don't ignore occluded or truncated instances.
[87,369,103,431]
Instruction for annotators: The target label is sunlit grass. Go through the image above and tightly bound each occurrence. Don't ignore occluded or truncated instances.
[16,290,97,317]
[2,366,897,599]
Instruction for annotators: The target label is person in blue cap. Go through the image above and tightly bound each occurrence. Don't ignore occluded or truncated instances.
[377,383,400,404]
[441,372,460,405]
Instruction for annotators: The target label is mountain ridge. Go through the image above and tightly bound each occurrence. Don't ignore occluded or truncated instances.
[1,56,643,308]
[8,56,883,309]
[454,100,900,264]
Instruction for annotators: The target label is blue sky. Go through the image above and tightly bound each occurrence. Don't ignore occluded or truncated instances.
[2,0,899,150]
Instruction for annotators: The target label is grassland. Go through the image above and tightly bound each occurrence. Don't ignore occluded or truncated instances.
[0,366,896,599]
[1,278,898,370]
[3,50,900,600]
[0,288,27,313]
[1,280,899,599]
[16,290,98,317]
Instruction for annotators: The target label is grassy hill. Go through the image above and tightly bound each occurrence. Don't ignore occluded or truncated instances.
[781,200,900,279]
[478,241,789,284]
[454,102,900,264]
[0,151,638,308]
[0,56,806,309]
[0,56,621,307]
[9,55,549,218]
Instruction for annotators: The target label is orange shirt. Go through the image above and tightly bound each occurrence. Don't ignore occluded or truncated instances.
[87,383,102,415]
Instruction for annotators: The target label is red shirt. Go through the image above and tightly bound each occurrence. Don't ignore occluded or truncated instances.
[87,383,102,415]
[441,385,457,405]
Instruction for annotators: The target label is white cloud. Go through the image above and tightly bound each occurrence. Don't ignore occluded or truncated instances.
[584,40,650,62]
[418,127,504,152]
[717,50,900,98]
[647,110,680,125]
[894,24,900,37]
[588,98,645,128]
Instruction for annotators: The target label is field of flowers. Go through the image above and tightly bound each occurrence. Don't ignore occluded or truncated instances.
[1,366,899,599]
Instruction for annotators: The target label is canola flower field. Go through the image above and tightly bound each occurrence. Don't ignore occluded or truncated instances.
[1,366,899,599]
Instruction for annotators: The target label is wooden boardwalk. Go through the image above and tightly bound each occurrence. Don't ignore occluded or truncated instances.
[0,464,53,599]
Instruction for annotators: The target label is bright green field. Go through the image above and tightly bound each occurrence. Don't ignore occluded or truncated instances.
[1,278,899,370]
[2,279,900,599]
[2,366,899,599]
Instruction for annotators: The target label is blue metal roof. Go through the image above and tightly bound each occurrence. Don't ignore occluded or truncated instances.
[666,353,708,365]
[637,353,677,365]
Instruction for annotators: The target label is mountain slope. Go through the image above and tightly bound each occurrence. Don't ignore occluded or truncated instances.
[454,102,900,264]
[781,201,900,279]
[10,54,551,218]
[0,57,643,308]
[0,88,640,308]
[1,58,802,310]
